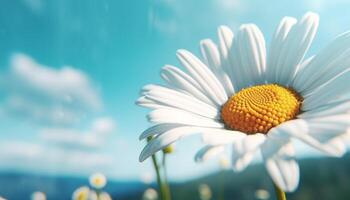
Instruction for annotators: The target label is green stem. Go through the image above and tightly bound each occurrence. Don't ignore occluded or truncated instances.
[96,190,101,200]
[150,152,167,200]
[273,183,286,200]
[162,153,172,200]
[218,170,225,200]
[147,137,169,200]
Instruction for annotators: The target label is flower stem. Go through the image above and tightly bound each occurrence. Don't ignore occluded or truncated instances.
[96,190,101,200]
[148,137,169,200]
[273,183,286,200]
[218,170,225,200]
[150,151,167,200]
[162,153,172,200]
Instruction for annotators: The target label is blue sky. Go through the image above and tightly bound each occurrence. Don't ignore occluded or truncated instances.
[0,0,350,182]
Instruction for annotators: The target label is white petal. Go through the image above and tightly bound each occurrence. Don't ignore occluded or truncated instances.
[289,55,314,82]
[302,70,350,111]
[306,121,349,143]
[301,49,350,95]
[306,114,350,125]
[276,12,318,86]
[262,141,299,192]
[201,129,247,145]
[177,49,228,105]
[293,31,350,93]
[147,108,224,128]
[299,101,350,118]
[195,145,225,162]
[232,133,266,172]
[218,26,234,65]
[276,119,346,157]
[200,39,234,96]
[140,126,244,162]
[342,132,350,142]
[139,124,182,140]
[232,151,255,172]
[266,17,297,83]
[305,114,350,143]
[136,96,167,110]
[200,39,220,75]
[161,65,215,106]
[229,24,266,90]
[139,126,200,161]
[325,137,347,156]
[141,84,220,119]
[217,26,236,93]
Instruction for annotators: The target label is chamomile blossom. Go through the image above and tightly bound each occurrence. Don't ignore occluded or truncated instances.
[72,186,98,200]
[31,192,46,200]
[143,188,158,200]
[89,173,107,189]
[137,12,350,192]
[98,192,112,200]
[198,184,212,200]
[255,189,270,200]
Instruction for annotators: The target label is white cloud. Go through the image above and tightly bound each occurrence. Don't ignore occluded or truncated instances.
[10,54,101,110]
[92,117,116,135]
[0,53,102,126]
[39,128,103,149]
[0,54,120,177]
[45,149,114,170]
[0,140,114,176]
[39,117,116,149]
[4,94,81,125]
[1,141,43,159]
[0,116,118,176]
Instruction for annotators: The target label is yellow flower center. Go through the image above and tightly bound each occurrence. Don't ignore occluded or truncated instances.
[220,84,302,134]
[93,178,102,185]
[77,192,87,200]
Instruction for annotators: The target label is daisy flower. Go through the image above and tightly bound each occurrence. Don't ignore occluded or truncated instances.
[255,189,270,200]
[72,186,98,200]
[31,192,46,200]
[89,173,107,189]
[137,12,350,192]
[143,188,158,200]
[98,192,112,200]
[198,184,212,200]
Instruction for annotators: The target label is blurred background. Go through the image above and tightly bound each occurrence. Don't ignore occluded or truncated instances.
[0,0,350,199]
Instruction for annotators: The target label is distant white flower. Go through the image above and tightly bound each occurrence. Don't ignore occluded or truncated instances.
[31,192,46,200]
[255,189,270,200]
[198,184,212,200]
[138,12,350,192]
[72,186,98,200]
[0,197,7,200]
[98,192,112,200]
[89,173,107,189]
[142,188,158,200]
[89,191,98,200]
